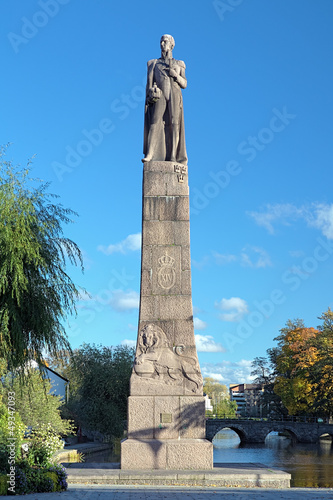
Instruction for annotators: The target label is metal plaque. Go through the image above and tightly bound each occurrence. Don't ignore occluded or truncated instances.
[160,413,172,424]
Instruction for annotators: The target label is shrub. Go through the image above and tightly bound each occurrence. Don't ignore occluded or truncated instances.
[0,451,8,474]
[12,461,68,494]
[0,399,26,472]
[26,468,53,493]
[0,474,7,495]
[14,466,29,495]
[2,370,75,436]
[44,471,60,492]
[25,423,65,467]
[0,467,29,495]
[46,464,68,491]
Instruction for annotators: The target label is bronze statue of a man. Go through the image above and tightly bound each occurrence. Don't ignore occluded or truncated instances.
[143,34,187,165]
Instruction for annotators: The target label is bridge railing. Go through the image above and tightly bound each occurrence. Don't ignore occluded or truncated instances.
[206,414,329,424]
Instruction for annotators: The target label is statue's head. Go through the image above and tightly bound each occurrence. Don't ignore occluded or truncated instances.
[160,34,175,51]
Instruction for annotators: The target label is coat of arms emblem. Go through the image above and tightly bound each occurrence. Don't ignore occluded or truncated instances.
[157,254,176,289]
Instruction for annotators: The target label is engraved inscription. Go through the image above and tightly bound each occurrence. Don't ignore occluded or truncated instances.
[157,253,176,289]
[174,164,187,182]
[174,164,187,174]
[160,413,173,424]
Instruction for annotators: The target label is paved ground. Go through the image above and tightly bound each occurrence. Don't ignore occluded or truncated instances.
[12,485,333,499]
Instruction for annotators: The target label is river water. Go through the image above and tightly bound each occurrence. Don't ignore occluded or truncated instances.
[213,428,333,488]
[82,429,333,488]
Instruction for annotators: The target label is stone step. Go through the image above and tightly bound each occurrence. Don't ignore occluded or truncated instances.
[66,463,291,488]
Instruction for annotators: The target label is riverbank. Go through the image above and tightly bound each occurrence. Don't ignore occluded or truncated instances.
[55,442,112,463]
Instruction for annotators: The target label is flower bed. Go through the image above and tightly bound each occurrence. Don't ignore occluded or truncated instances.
[0,462,68,495]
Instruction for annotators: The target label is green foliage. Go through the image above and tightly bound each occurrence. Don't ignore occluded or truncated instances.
[203,377,237,417]
[213,398,238,418]
[0,474,7,495]
[306,309,333,417]
[25,423,65,467]
[27,468,54,493]
[46,464,68,490]
[251,355,288,418]
[2,368,74,435]
[9,462,68,494]
[203,377,229,405]
[251,356,274,385]
[0,396,25,473]
[44,471,60,491]
[0,146,83,371]
[65,343,134,438]
[0,459,68,494]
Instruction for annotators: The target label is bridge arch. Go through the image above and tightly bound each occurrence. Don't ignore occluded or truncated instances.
[213,425,246,443]
[206,418,333,444]
[207,422,248,443]
[263,426,299,443]
[319,432,333,440]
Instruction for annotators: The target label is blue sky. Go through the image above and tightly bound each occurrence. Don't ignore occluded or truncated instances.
[1,0,333,386]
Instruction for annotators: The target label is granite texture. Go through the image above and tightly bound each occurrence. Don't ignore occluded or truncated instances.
[123,154,212,468]
[121,439,213,470]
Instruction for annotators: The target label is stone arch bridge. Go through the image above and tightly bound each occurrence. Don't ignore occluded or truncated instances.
[206,418,333,444]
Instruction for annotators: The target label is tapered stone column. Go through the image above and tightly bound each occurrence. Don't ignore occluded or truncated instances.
[121,161,213,470]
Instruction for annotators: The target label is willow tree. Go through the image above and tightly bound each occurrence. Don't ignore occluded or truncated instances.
[0,147,83,370]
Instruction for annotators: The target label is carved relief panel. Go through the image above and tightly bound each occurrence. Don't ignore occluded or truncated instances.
[132,323,203,395]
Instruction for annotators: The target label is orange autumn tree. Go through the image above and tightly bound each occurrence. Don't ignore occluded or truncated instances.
[273,310,333,418]
[273,320,319,416]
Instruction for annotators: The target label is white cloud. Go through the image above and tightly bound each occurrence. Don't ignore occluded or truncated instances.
[215,297,249,322]
[247,203,303,234]
[308,203,333,239]
[109,290,139,311]
[98,233,141,255]
[247,202,333,239]
[204,372,225,382]
[192,255,210,269]
[121,339,137,348]
[195,335,225,353]
[212,252,237,265]
[193,317,207,330]
[241,245,272,268]
[201,359,255,387]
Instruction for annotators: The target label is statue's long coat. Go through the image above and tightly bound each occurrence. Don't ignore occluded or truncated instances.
[143,58,187,165]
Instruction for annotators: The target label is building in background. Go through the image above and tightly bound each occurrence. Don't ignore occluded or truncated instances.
[229,383,264,417]
[28,360,69,401]
[204,393,213,413]
[44,365,69,402]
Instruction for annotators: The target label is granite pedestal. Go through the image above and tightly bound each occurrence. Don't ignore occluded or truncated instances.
[121,161,213,470]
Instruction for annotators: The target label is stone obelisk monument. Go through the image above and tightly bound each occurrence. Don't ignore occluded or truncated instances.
[121,34,213,470]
